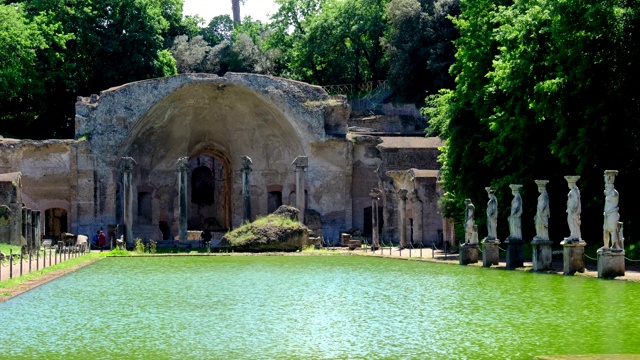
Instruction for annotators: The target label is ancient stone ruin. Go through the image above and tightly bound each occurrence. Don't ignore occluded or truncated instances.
[0,73,446,247]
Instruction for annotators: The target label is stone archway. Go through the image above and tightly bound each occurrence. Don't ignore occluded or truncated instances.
[75,73,352,240]
[187,148,232,231]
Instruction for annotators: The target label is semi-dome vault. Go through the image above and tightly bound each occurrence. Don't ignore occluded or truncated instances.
[71,73,351,240]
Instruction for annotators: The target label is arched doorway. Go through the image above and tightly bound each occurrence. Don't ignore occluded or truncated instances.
[45,208,67,239]
[188,151,231,231]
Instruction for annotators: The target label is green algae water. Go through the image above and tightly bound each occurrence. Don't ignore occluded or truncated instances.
[1,256,640,359]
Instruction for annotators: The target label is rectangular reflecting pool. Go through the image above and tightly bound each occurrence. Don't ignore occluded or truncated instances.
[1,256,640,359]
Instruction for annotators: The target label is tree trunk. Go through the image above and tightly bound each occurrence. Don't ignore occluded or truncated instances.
[231,0,241,23]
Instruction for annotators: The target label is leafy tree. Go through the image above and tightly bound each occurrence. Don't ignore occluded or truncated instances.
[202,15,234,46]
[1,0,181,139]
[269,0,388,86]
[427,0,640,241]
[0,2,71,138]
[385,0,460,103]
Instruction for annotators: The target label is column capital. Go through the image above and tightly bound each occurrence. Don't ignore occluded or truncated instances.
[241,155,253,172]
[369,188,381,199]
[398,189,408,200]
[121,157,137,172]
[176,156,189,172]
[292,155,308,169]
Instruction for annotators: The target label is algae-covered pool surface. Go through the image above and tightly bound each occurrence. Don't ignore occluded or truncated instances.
[1,256,639,359]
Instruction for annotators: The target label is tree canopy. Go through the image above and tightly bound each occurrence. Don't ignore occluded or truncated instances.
[426,0,640,242]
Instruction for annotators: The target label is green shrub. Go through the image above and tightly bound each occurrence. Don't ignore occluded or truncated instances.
[134,238,145,253]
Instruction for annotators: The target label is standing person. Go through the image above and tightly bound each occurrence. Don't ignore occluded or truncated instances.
[98,230,106,247]
[201,229,213,248]
[92,231,100,248]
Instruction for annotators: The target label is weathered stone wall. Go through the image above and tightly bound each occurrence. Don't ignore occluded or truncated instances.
[74,73,352,241]
[0,139,84,240]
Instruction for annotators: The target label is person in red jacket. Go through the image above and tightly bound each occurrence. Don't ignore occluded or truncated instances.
[98,230,106,247]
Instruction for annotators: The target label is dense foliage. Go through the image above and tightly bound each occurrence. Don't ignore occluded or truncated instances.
[426,0,640,242]
[1,0,458,139]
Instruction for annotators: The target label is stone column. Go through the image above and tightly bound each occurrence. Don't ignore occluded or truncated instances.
[598,170,624,278]
[31,209,39,250]
[26,208,32,251]
[177,157,189,242]
[21,207,27,247]
[370,188,381,250]
[532,180,553,271]
[34,211,41,248]
[9,203,22,246]
[292,156,308,224]
[398,189,408,248]
[560,175,586,275]
[409,190,423,246]
[122,157,136,246]
[241,155,253,223]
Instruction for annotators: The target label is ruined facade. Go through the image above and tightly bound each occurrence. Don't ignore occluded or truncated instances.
[0,73,447,246]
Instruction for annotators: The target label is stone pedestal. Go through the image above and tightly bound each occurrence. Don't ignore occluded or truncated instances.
[505,237,524,269]
[481,238,499,267]
[531,238,553,271]
[597,248,625,279]
[459,243,478,265]
[560,238,586,275]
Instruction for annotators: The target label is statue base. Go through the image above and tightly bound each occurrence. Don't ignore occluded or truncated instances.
[597,248,625,279]
[504,237,524,269]
[531,238,553,271]
[481,238,500,267]
[459,243,478,265]
[560,238,586,275]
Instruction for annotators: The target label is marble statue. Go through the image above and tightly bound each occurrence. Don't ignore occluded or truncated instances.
[464,199,475,244]
[485,187,498,240]
[534,180,550,241]
[508,184,523,239]
[565,176,581,241]
[603,170,621,250]
[472,225,479,244]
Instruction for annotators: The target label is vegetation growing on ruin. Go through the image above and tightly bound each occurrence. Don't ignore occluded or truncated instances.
[222,213,308,251]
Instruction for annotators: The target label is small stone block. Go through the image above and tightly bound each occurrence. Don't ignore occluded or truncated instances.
[560,239,586,275]
[505,237,524,269]
[531,239,553,271]
[597,249,625,279]
[481,239,499,267]
[348,240,362,250]
[459,243,478,265]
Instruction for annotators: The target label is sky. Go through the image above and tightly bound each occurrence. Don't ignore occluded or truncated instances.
[183,0,280,23]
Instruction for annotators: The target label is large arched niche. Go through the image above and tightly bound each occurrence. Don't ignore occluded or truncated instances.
[117,82,306,231]
[120,82,305,172]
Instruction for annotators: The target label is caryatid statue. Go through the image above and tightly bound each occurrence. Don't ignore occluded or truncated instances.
[565,176,582,241]
[464,199,475,244]
[534,180,550,241]
[507,184,523,240]
[603,170,622,250]
[485,187,498,240]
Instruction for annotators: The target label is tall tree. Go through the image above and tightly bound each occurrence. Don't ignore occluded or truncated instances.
[1,0,181,139]
[385,0,460,103]
[426,0,640,242]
